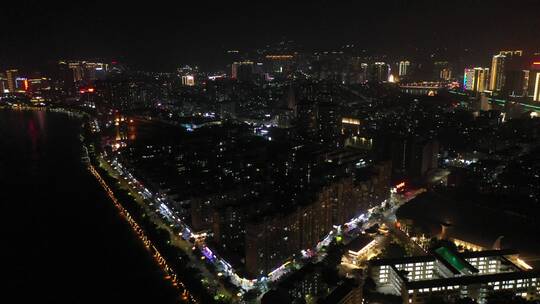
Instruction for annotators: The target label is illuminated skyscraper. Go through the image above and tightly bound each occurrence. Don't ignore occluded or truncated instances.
[490,50,524,93]
[0,73,7,92]
[464,67,489,92]
[464,69,474,90]
[532,72,540,102]
[83,62,108,82]
[231,61,254,81]
[499,50,523,57]
[439,68,452,80]
[360,63,368,82]
[504,69,529,97]
[399,61,410,77]
[529,60,540,102]
[368,62,390,82]
[434,61,452,80]
[6,69,18,93]
[489,54,506,92]
[181,75,195,86]
[68,62,84,82]
[15,77,29,91]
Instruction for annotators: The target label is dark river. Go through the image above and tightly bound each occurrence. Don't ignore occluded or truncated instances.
[1,109,179,303]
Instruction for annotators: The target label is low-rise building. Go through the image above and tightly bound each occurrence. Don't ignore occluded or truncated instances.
[369,248,540,304]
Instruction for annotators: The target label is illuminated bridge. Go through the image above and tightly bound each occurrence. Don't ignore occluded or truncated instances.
[399,81,450,96]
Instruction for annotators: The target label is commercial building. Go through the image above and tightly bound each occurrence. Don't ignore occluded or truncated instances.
[370,248,540,304]
[0,73,7,92]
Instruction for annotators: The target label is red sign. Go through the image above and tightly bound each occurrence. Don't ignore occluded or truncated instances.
[80,88,95,94]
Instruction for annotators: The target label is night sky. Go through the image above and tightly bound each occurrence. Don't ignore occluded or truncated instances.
[1,0,539,71]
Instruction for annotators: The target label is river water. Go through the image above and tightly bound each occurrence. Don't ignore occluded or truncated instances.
[1,109,179,303]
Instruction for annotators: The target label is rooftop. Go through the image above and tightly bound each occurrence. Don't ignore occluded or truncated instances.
[370,248,540,290]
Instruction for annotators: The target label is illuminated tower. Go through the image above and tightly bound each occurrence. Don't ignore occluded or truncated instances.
[490,50,524,93]
[399,61,410,77]
[231,61,254,81]
[501,50,527,97]
[434,61,452,80]
[181,75,195,86]
[529,60,540,102]
[499,50,523,57]
[369,62,389,82]
[68,61,84,82]
[5,69,18,93]
[464,67,489,92]
[0,73,6,92]
[475,67,489,92]
[532,71,540,102]
[464,68,475,90]
[489,54,506,92]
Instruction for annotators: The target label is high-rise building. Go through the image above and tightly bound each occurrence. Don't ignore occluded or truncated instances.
[368,62,390,82]
[15,77,29,91]
[245,162,391,277]
[489,54,506,92]
[463,69,475,91]
[181,75,195,86]
[360,63,368,83]
[490,50,524,93]
[529,60,540,102]
[392,137,439,182]
[83,62,108,82]
[6,69,18,93]
[433,61,452,80]
[0,73,7,92]
[399,61,411,77]
[504,70,529,97]
[463,67,489,92]
[59,60,108,85]
[317,101,341,146]
[499,50,523,57]
[27,77,50,93]
[69,62,84,82]
[231,61,254,81]
[439,68,452,80]
[500,50,528,97]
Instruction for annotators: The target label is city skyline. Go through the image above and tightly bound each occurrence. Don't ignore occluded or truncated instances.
[1,0,540,71]
[4,1,540,304]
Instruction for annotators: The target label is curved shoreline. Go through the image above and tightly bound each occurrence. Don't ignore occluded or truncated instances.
[2,106,196,303]
[88,164,196,303]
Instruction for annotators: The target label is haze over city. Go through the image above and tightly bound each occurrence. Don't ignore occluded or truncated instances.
[3,1,540,304]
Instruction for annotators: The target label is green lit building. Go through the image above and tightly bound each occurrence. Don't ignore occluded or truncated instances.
[369,248,540,304]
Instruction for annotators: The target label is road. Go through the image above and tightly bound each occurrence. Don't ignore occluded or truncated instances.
[88,163,197,303]
[339,188,428,273]
[97,156,239,301]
